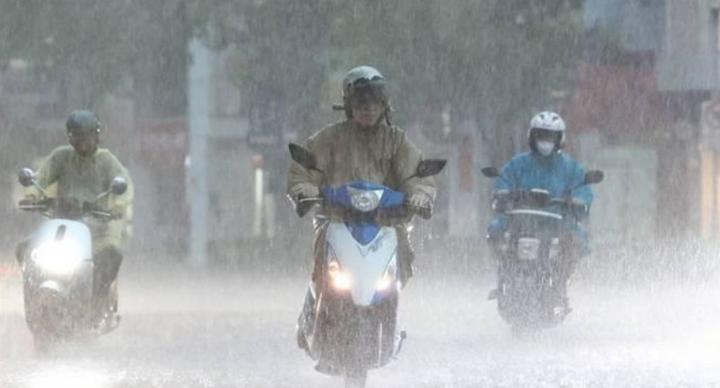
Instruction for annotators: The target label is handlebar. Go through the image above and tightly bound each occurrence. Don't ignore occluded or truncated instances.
[18,198,119,221]
[493,190,587,218]
[294,195,428,223]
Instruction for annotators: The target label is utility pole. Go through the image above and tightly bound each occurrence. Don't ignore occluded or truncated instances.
[188,37,211,266]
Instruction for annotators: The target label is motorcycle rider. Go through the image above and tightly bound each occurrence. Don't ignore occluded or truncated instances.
[287,66,438,359]
[487,111,593,311]
[16,110,134,331]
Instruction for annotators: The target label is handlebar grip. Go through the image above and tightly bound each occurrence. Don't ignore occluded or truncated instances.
[18,204,48,211]
[410,205,432,220]
[295,196,322,218]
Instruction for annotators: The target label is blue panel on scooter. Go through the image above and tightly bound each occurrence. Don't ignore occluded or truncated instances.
[322,181,405,246]
[347,222,381,246]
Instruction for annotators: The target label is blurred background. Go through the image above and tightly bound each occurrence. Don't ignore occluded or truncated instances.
[1,1,720,387]
[2,0,720,272]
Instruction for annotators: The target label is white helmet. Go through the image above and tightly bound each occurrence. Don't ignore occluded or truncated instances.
[530,111,566,132]
[528,111,566,154]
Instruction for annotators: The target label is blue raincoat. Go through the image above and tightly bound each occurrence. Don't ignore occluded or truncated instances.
[487,151,593,254]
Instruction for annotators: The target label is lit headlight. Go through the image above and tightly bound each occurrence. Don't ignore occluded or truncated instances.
[376,256,398,290]
[31,241,85,275]
[328,260,352,290]
[517,237,541,261]
[348,188,384,212]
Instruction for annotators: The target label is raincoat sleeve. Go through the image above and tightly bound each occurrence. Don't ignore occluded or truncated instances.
[569,159,593,207]
[286,129,326,203]
[487,159,516,240]
[394,130,437,203]
[103,152,134,220]
[495,159,518,193]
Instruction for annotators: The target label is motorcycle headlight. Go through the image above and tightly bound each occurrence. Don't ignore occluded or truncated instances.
[348,188,384,212]
[376,256,398,291]
[31,240,85,276]
[327,246,352,291]
[517,237,541,261]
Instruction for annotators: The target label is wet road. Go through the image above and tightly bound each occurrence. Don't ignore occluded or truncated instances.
[1,259,719,388]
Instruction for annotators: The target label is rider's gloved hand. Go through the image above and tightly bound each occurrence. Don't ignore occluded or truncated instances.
[109,206,126,220]
[570,197,588,213]
[406,192,433,219]
[18,196,36,207]
[82,201,100,212]
[291,183,320,217]
[291,183,320,200]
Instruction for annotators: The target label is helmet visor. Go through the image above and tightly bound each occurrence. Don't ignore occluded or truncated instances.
[347,78,385,104]
[530,128,561,142]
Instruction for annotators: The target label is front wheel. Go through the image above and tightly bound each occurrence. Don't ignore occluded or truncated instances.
[32,330,56,354]
[344,367,367,388]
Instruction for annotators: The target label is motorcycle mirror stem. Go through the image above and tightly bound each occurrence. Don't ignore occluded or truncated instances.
[402,159,447,184]
[95,177,129,201]
[569,170,605,193]
[18,168,49,198]
[482,166,514,188]
[289,143,324,173]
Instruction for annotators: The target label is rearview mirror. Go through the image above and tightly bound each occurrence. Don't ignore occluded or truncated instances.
[289,143,319,171]
[416,159,447,178]
[18,168,35,187]
[110,177,128,195]
[584,170,604,185]
[481,167,500,178]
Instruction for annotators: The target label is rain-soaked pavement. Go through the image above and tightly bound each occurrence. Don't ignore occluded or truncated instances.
[1,256,719,388]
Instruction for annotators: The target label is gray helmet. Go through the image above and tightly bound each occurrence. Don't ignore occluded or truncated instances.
[342,66,385,99]
[341,66,390,123]
[66,110,101,137]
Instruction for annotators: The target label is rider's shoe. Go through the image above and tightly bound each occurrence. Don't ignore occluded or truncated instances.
[315,361,342,376]
[487,288,499,300]
[93,310,120,335]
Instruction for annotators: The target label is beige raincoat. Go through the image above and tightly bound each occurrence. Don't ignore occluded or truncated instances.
[287,120,437,285]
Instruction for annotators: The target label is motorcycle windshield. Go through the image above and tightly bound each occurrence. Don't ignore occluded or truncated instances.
[506,210,565,239]
[322,181,405,245]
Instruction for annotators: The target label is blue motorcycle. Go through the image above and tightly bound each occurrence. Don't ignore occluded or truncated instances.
[289,144,445,388]
[483,167,603,331]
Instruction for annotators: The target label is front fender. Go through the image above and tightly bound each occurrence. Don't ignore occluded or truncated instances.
[38,280,69,299]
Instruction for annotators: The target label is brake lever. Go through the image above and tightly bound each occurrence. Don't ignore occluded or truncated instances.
[18,204,48,211]
[91,210,116,220]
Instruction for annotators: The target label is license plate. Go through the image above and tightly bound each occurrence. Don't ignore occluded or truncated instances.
[517,238,541,261]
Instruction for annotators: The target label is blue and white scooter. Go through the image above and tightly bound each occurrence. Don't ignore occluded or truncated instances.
[289,144,445,388]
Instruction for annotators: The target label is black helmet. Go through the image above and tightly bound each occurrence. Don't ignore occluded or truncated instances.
[66,110,101,137]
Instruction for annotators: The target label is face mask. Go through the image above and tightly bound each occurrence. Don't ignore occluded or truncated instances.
[536,140,555,156]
